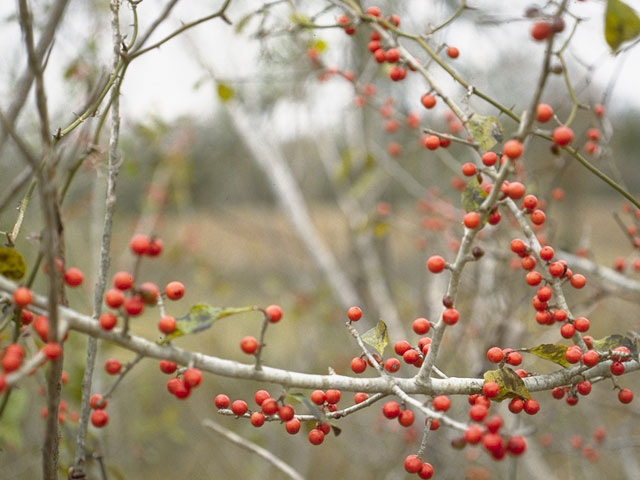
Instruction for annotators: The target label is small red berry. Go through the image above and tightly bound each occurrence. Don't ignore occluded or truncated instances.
[308,429,324,445]
[463,212,481,229]
[354,392,369,404]
[446,46,459,58]
[159,360,177,374]
[552,126,574,146]
[265,304,283,322]
[43,342,62,359]
[105,289,125,309]
[183,368,202,388]
[129,234,151,255]
[231,399,248,416]
[104,358,122,375]
[311,390,326,405]
[482,151,498,166]
[413,317,430,334]
[487,346,504,363]
[99,312,118,330]
[64,267,84,287]
[90,409,108,427]
[618,388,633,404]
[124,295,144,316]
[483,381,500,398]
[503,139,523,159]
[523,398,540,415]
[250,411,265,427]
[426,255,446,273]
[240,336,258,354]
[165,281,185,301]
[13,287,32,307]
[158,315,176,334]
[215,394,230,409]
[433,395,451,411]
[347,306,362,322]
[536,103,553,123]
[326,389,341,404]
[421,93,436,109]
[112,271,134,290]
[90,394,106,410]
[404,455,422,474]
[351,356,367,374]
[442,308,459,325]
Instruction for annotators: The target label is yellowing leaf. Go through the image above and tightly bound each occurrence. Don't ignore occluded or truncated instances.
[373,221,390,238]
[592,334,637,355]
[467,114,503,150]
[528,344,570,368]
[217,83,234,102]
[0,248,26,280]
[461,177,488,213]
[605,0,640,52]
[160,304,255,343]
[483,367,531,402]
[361,320,389,356]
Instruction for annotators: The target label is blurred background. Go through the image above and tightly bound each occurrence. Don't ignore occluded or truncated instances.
[1,0,640,478]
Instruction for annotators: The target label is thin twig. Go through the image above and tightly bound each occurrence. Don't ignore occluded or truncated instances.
[202,419,305,480]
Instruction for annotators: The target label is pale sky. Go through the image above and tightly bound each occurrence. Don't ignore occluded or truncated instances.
[2,0,640,142]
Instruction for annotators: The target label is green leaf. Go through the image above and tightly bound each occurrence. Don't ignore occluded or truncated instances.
[361,320,389,356]
[348,169,384,200]
[605,0,640,52]
[483,367,531,402]
[467,114,503,150]
[528,344,570,368]
[160,304,255,343]
[461,177,488,213]
[217,83,234,102]
[0,247,26,280]
[592,334,638,355]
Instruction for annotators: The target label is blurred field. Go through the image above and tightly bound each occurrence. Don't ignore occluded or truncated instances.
[2,193,640,479]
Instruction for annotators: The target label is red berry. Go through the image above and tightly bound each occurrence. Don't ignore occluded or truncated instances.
[552,126,574,146]
[104,289,125,309]
[64,267,84,287]
[503,139,523,159]
[90,394,106,410]
[158,315,176,334]
[215,394,230,409]
[551,387,565,399]
[446,46,459,58]
[384,357,401,373]
[365,6,381,16]
[147,237,163,256]
[442,308,459,325]
[487,346,504,363]
[43,342,62,359]
[240,336,258,354]
[124,295,144,316]
[250,411,265,427]
[508,398,524,414]
[104,358,122,375]
[539,246,555,261]
[465,425,484,444]
[560,322,575,338]
[265,304,283,322]
[618,388,633,404]
[165,281,185,301]
[565,346,582,364]
[113,271,134,290]
[398,409,415,427]
[433,395,451,411]
[418,462,434,479]
[403,349,419,364]
[426,255,446,273]
[570,274,586,289]
[506,351,523,366]
[285,418,301,434]
[261,398,278,415]
[469,403,488,422]
[183,368,202,388]
[278,405,295,421]
[461,162,477,177]
[325,389,341,404]
[231,399,248,416]
[526,271,542,286]
[507,435,527,455]
[90,409,108,427]
[483,381,500,398]
[463,212,481,229]
[531,21,552,41]
[536,103,553,123]
[21,309,34,325]
[308,428,324,445]
[139,282,159,305]
[130,234,150,255]
[385,48,400,63]
[382,401,400,419]
[347,306,362,321]
[13,287,32,307]
[99,312,117,330]
[404,455,422,474]
[389,65,406,81]
[574,316,590,332]
[610,361,625,375]
[530,209,546,225]
[482,151,498,166]
[159,360,177,374]
[413,317,430,334]
[354,392,369,404]
[423,135,440,150]
[510,239,527,255]
[351,356,367,373]
[523,398,539,415]
[311,390,326,405]
[577,380,592,396]
[537,286,552,302]
[421,93,436,109]
[254,390,270,406]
